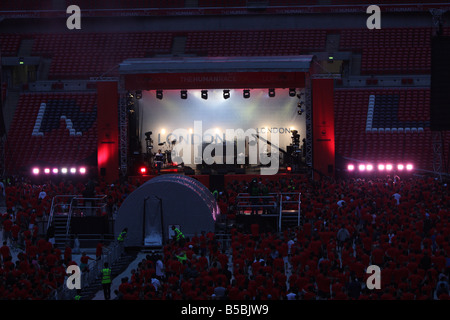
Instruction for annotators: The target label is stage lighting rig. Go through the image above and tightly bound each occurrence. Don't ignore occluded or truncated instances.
[181,90,188,99]
[223,89,230,99]
[126,91,135,113]
[268,88,275,97]
[297,101,305,115]
[136,90,142,100]
[243,89,250,99]
[289,88,296,97]
[201,90,208,100]
[156,90,163,100]
[291,130,300,146]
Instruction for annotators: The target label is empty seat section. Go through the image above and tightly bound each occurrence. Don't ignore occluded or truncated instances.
[334,88,433,170]
[6,92,98,173]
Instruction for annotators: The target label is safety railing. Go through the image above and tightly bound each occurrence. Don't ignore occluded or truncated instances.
[278,192,301,232]
[47,195,80,231]
[235,193,279,215]
[66,195,108,241]
[235,192,301,232]
[48,240,124,300]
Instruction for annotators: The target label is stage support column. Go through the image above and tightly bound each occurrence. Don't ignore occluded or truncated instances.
[97,81,119,183]
[312,78,335,178]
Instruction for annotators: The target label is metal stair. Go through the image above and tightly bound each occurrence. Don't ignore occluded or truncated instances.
[280,210,301,229]
[78,251,138,300]
[278,193,302,232]
[53,215,70,248]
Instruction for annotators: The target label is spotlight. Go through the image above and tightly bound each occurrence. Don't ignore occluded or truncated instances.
[201,90,208,100]
[297,109,304,115]
[156,90,163,100]
[289,88,296,97]
[140,167,147,175]
[136,90,142,100]
[268,88,275,97]
[44,168,50,174]
[358,164,366,171]
[328,56,334,63]
[397,164,404,171]
[366,164,374,171]
[61,168,68,174]
[70,168,77,174]
[145,131,152,140]
[386,164,393,171]
[347,164,355,171]
[243,89,250,99]
[378,164,385,171]
[181,90,187,99]
[52,168,59,174]
[32,168,40,175]
[79,167,86,174]
[127,92,134,99]
[223,89,230,99]
[406,164,413,171]
[287,166,292,172]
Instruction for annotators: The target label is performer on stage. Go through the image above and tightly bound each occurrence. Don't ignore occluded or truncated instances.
[155,149,164,174]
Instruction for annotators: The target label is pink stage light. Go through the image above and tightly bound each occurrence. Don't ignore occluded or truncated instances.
[61,168,68,174]
[79,167,86,174]
[347,164,355,171]
[70,168,77,174]
[406,164,413,171]
[366,164,374,171]
[358,164,366,171]
[386,164,393,171]
[378,164,385,171]
[52,168,59,174]
[398,164,404,171]
[44,168,50,174]
[32,168,40,175]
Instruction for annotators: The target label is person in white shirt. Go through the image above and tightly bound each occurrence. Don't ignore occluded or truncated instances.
[286,290,297,300]
[287,238,295,255]
[38,189,47,200]
[151,274,161,291]
[155,255,165,279]
[392,192,401,205]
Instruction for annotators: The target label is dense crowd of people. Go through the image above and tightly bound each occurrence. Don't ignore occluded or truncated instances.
[0,175,134,300]
[112,174,450,300]
[0,173,449,300]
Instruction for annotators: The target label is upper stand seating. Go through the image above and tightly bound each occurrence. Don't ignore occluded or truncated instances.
[6,92,98,174]
[334,88,432,170]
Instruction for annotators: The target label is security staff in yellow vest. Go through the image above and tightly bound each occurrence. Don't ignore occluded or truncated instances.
[101,262,112,300]
[74,289,82,300]
[176,250,187,264]
[171,225,185,246]
[117,228,128,243]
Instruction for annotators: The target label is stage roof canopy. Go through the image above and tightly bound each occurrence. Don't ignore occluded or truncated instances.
[119,55,314,90]
[119,55,314,74]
